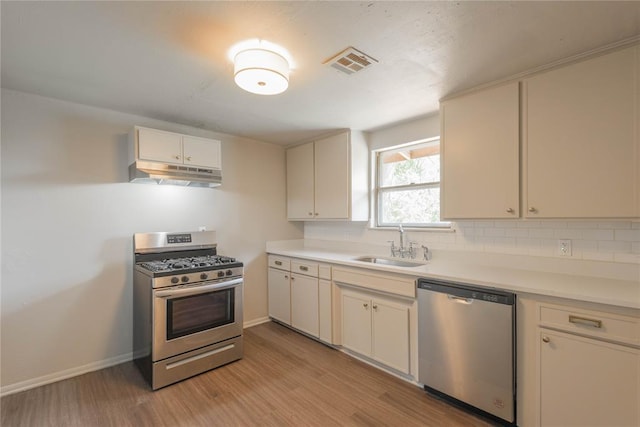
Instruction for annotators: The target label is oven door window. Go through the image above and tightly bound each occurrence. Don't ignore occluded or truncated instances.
[166,288,235,340]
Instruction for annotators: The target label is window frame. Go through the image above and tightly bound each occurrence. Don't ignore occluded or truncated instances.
[373,137,450,229]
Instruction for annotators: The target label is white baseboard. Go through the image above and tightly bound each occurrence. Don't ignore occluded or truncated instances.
[0,352,133,397]
[2,318,273,397]
[243,316,271,328]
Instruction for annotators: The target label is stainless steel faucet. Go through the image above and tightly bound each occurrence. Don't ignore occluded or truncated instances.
[389,225,419,259]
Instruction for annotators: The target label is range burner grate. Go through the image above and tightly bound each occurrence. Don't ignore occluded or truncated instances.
[140,255,238,273]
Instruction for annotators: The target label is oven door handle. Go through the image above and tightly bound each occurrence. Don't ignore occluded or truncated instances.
[155,278,243,298]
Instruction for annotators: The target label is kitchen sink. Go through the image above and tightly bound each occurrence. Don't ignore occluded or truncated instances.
[353,256,425,268]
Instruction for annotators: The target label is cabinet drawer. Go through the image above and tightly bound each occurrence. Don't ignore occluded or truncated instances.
[291,260,318,277]
[268,255,290,271]
[539,303,640,346]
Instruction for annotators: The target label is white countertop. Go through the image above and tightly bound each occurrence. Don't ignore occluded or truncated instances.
[266,240,640,310]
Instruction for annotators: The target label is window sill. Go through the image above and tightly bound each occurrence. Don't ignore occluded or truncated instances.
[369,225,455,233]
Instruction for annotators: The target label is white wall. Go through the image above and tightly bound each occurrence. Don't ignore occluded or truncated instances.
[0,89,303,392]
[306,115,640,265]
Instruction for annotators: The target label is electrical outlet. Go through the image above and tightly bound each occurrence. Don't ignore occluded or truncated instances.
[198,226,207,231]
[558,239,572,256]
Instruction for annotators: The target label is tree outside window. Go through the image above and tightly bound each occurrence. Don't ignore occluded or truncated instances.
[376,138,448,228]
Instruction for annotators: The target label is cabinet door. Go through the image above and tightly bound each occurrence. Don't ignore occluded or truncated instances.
[137,128,183,164]
[314,133,350,219]
[342,292,372,357]
[372,298,410,373]
[267,268,291,325]
[539,329,639,426]
[290,273,319,337]
[318,279,332,343]
[525,46,638,218]
[182,135,221,169]
[287,143,315,220]
[441,82,520,219]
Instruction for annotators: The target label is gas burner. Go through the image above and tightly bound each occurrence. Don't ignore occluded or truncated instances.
[139,255,238,273]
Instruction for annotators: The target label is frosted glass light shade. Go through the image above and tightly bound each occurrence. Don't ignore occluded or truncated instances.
[234,48,289,95]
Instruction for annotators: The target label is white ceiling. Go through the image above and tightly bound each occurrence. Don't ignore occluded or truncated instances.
[2,1,639,145]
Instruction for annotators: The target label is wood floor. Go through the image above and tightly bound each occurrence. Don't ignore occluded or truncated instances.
[1,322,493,426]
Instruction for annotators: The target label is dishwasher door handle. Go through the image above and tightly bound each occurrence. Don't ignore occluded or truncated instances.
[447,294,473,304]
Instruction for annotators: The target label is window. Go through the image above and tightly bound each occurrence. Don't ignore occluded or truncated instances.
[375,138,448,228]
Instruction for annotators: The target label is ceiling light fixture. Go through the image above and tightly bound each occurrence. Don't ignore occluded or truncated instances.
[234,47,290,95]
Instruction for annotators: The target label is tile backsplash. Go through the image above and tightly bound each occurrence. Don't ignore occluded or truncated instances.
[304,220,640,264]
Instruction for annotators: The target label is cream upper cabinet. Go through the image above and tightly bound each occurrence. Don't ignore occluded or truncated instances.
[138,127,183,164]
[286,131,369,221]
[136,127,222,169]
[524,45,639,218]
[441,81,520,219]
[182,135,222,169]
[440,44,639,220]
[286,142,315,219]
[314,133,350,219]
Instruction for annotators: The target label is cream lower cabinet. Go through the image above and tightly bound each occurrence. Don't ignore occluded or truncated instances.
[318,276,332,343]
[539,330,639,426]
[267,257,291,325]
[341,288,410,374]
[535,302,640,426]
[291,272,319,337]
[267,255,333,343]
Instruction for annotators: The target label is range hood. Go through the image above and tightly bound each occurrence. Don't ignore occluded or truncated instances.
[129,160,222,188]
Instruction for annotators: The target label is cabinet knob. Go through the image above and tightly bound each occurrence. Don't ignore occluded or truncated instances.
[308,212,313,216]
[284,275,288,279]
[528,207,537,213]
[372,304,378,310]
[174,155,181,160]
[185,156,192,161]
[314,212,319,216]
[506,208,514,214]
[542,336,550,343]
[363,303,368,309]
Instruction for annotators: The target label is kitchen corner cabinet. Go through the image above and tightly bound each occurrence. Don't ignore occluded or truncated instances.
[441,81,520,219]
[341,288,410,374]
[286,131,369,221]
[536,302,640,426]
[134,126,222,169]
[267,255,333,343]
[524,45,639,218]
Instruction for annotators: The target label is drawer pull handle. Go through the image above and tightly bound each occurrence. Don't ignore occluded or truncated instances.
[275,261,282,266]
[569,315,602,329]
[300,266,309,272]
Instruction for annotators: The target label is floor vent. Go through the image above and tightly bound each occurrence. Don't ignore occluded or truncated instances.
[324,47,378,75]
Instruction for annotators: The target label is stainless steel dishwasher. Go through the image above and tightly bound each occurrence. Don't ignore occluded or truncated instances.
[417,278,516,425]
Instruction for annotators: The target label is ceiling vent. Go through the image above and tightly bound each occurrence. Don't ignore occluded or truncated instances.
[324,47,378,75]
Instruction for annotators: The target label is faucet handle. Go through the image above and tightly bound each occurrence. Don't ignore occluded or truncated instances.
[387,240,397,257]
[421,245,432,261]
[408,241,418,259]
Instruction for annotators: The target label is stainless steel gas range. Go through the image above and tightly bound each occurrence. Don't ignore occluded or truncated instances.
[133,230,243,390]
